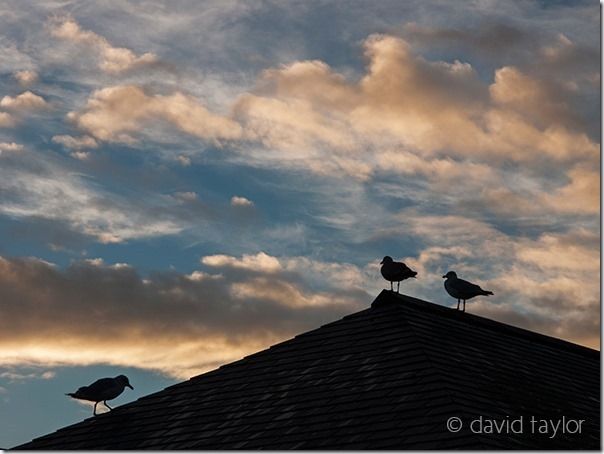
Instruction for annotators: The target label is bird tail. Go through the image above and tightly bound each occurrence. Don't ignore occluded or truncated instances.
[411,271,418,278]
[66,393,76,398]
[483,290,494,296]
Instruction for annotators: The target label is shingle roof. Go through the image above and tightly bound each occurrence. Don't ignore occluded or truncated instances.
[14,291,600,449]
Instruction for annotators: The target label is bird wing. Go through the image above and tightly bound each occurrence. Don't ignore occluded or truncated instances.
[455,278,485,296]
[81,378,122,401]
[85,378,115,395]
[397,263,412,273]
[394,262,417,277]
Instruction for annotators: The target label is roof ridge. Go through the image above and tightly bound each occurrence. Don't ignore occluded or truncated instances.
[371,290,598,358]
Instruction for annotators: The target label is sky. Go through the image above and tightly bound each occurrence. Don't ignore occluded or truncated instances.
[0,0,600,448]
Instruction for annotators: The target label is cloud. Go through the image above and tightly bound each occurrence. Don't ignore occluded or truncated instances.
[0,91,47,130]
[539,33,599,83]
[0,238,596,383]
[70,151,90,160]
[0,112,15,127]
[51,17,158,74]
[203,251,281,273]
[0,154,183,244]
[63,32,598,228]
[542,165,599,215]
[68,85,242,143]
[489,65,585,133]
[230,195,253,207]
[0,370,55,383]
[13,70,38,87]
[0,142,24,154]
[233,34,597,179]
[0,254,368,378]
[0,6,596,372]
[516,228,599,273]
[397,213,599,348]
[51,135,98,150]
[0,91,48,110]
[402,21,529,54]
[176,155,191,166]
[235,35,489,160]
[173,191,198,203]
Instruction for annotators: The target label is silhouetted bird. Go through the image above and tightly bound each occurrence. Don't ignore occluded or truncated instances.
[380,256,417,293]
[66,375,133,416]
[443,271,493,312]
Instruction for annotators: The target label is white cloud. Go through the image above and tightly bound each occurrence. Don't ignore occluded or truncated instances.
[52,134,98,150]
[0,142,24,154]
[202,252,375,295]
[70,151,90,160]
[202,251,281,273]
[0,369,55,382]
[230,195,253,207]
[176,155,192,166]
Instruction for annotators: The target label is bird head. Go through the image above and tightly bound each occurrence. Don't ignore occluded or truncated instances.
[380,256,393,264]
[443,271,457,279]
[116,375,134,390]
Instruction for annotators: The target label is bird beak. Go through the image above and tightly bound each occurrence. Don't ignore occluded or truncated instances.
[379,260,384,264]
[442,275,446,278]
[127,384,134,390]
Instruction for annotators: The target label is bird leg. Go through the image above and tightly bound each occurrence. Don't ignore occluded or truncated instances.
[462,300,466,312]
[390,281,393,291]
[104,401,113,411]
[396,281,400,293]
[456,299,460,310]
[93,402,98,416]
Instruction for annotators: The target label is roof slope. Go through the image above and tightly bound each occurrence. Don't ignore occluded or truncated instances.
[14,291,600,449]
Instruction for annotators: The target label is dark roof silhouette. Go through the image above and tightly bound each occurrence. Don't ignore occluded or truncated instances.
[14,291,599,449]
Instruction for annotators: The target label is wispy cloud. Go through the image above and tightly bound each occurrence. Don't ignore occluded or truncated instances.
[0,369,55,383]
[0,154,183,244]
[51,134,98,150]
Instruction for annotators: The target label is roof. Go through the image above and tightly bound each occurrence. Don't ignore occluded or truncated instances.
[14,291,600,449]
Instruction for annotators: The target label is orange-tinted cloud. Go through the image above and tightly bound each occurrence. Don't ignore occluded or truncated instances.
[0,254,368,378]
[13,70,38,87]
[0,91,47,110]
[68,85,242,143]
[51,17,158,74]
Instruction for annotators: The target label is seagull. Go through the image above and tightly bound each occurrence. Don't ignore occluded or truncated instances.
[66,375,134,416]
[443,271,493,312]
[380,256,417,293]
